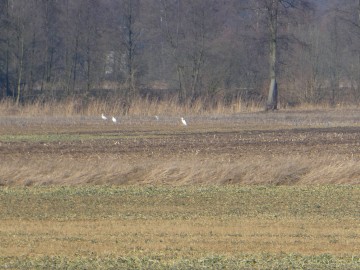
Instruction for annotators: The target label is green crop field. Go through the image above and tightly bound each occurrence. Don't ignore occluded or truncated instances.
[0,186,359,269]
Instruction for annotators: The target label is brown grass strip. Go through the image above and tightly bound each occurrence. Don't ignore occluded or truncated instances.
[0,218,358,258]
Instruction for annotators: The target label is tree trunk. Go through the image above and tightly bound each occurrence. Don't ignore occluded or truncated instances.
[177,65,186,103]
[126,0,136,102]
[16,33,24,105]
[267,78,278,110]
[358,0,360,97]
[266,0,278,111]
[267,34,278,110]
[4,0,11,98]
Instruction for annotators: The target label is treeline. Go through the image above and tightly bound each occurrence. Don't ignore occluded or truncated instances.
[0,0,360,109]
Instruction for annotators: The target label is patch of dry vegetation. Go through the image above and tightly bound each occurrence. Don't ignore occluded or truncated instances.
[2,97,359,118]
[0,97,264,117]
[1,155,360,186]
[1,218,359,257]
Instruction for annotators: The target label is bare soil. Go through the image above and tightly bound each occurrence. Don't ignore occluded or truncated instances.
[1,125,360,158]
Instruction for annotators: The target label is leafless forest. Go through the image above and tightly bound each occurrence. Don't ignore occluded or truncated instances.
[0,0,359,110]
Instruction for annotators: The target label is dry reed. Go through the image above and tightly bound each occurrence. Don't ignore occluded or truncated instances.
[1,155,359,186]
[1,96,360,118]
[0,97,265,117]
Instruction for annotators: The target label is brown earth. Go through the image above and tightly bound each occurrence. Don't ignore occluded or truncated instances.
[1,126,360,162]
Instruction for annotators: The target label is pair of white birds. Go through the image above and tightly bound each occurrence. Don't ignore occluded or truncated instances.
[101,113,116,123]
[102,113,187,126]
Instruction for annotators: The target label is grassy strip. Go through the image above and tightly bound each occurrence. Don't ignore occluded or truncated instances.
[1,254,359,269]
[0,186,358,220]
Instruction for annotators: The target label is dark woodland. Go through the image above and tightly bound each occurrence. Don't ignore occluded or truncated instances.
[0,0,359,108]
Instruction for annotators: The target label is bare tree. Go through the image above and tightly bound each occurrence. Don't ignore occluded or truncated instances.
[0,0,13,98]
[253,0,312,110]
[331,0,360,102]
[11,0,31,103]
[160,0,222,103]
[123,0,139,103]
[82,0,102,95]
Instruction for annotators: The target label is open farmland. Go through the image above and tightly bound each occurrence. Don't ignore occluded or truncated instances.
[1,109,360,185]
[0,109,360,268]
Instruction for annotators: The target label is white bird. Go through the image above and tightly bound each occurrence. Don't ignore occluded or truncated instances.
[155,115,159,121]
[181,117,187,126]
[112,116,117,123]
[101,113,107,120]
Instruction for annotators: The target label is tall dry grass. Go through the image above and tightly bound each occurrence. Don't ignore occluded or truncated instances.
[1,154,359,186]
[0,97,265,117]
[1,96,359,117]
